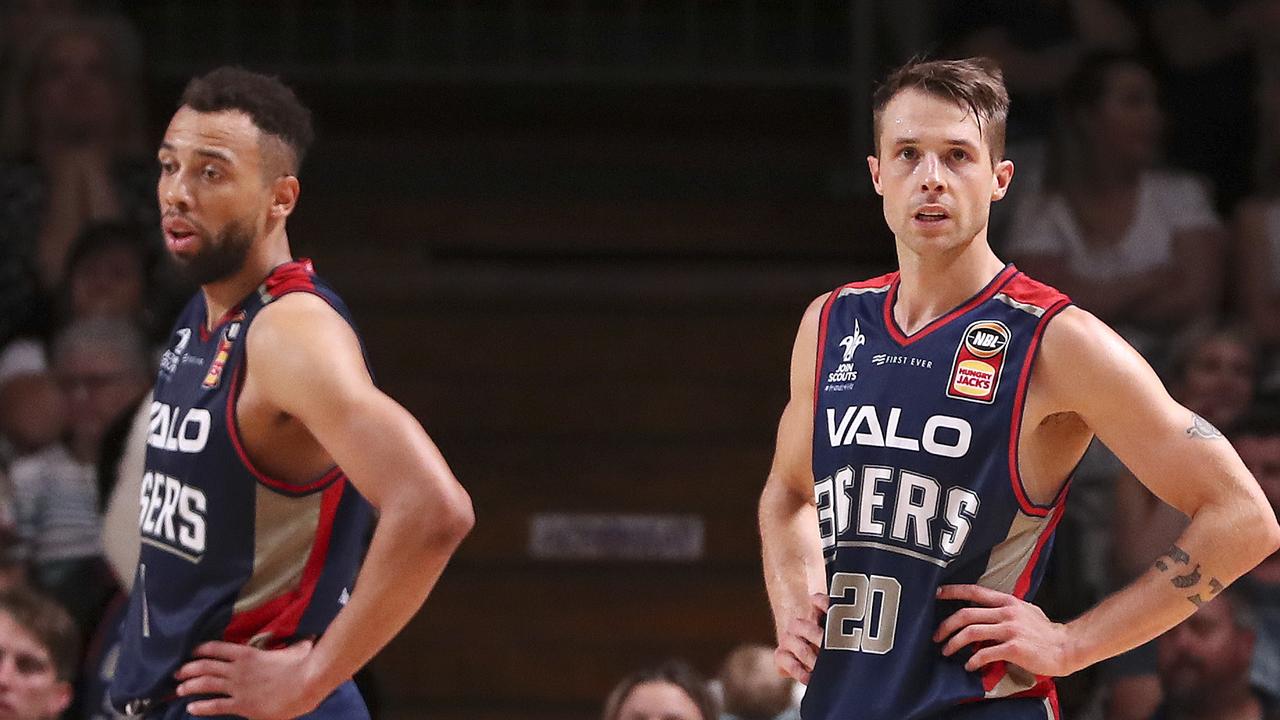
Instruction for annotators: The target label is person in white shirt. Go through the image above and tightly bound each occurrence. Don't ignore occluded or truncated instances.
[1006,52,1226,356]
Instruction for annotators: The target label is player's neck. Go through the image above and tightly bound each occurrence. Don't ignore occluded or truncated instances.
[892,235,1005,336]
[201,228,293,328]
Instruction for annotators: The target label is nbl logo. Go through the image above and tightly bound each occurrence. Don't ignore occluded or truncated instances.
[947,320,1011,404]
[964,324,1008,356]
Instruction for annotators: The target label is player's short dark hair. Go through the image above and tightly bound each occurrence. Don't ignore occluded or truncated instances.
[0,586,79,681]
[601,659,719,720]
[872,57,1010,164]
[179,66,314,172]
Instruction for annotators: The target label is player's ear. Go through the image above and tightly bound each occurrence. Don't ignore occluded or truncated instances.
[867,155,884,196]
[990,159,1014,202]
[269,174,301,219]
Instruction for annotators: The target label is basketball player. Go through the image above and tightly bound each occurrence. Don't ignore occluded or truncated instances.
[758,57,1280,719]
[108,67,474,719]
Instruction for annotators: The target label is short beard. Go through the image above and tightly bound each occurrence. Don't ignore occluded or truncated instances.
[173,218,256,286]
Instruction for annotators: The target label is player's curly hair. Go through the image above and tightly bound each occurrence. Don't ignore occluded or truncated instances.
[179,66,314,173]
[872,56,1010,165]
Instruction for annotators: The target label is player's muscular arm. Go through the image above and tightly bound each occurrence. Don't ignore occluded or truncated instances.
[176,293,474,719]
[937,307,1280,676]
[759,293,830,684]
[1044,309,1277,665]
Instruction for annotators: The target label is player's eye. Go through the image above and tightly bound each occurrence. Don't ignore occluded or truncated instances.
[950,149,970,162]
[900,147,917,160]
[159,159,177,174]
[202,165,221,180]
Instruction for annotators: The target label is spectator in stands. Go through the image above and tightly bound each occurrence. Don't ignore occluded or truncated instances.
[717,644,796,720]
[0,529,24,591]
[943,0,1138,141]
[603,660,719,720]
[1143,0,1276,212]
[1152,589,1280,720]
[1234,70,1280,390]
[0,222,163,467]
[9,317,149,631]
[0,0,79,76]
[0,13,154,342]
[1005,53,1226,357]
[1235,403,1280,696]
[0,371,64,463]
[0,585,77,720]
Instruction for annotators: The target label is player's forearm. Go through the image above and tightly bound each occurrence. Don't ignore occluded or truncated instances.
[301,486,473,696]
[759,478,826,638]
[1064,496,1279,671]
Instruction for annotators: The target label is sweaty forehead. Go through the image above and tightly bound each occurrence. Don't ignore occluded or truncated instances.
[879,88,984,145]
[163,107,264,164]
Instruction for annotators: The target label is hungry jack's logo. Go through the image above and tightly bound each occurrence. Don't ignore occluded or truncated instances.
[946,320,1010,404]
[202,312,245,389]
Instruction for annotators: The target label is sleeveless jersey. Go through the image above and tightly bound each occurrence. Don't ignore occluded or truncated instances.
[110,259,376,712]
[803,264,1073,720]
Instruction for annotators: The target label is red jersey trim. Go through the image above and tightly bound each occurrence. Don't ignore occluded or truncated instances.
[978,501,1068,699]
[196,259,316,342]
[997,272,1072,311]
[226,361,344,497]
[223,479,346,645]
[813,291,842,410]
[813,274,897,408]
[883,265,1019,347]
[1007,298,1073,516]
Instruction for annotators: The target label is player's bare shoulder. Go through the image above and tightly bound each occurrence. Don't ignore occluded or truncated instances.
[1031,304,1152,417]
[248,292,361,363]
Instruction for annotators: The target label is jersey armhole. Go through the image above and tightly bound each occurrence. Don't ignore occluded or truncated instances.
[1007,299,1074,517]
[227,286,352,497]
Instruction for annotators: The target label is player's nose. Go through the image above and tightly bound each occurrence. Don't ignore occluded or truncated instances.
[919,153,945,193]
[160,173,194,211]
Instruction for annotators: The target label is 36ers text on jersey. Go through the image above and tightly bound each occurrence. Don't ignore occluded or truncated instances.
[110,259,376,715]
[804,264,1073,720]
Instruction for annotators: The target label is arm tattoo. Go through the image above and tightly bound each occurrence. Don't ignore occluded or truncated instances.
[1154,544,1191,572]
[1153,546,1225,608]
[1171,564,1202,588]
[1186,413,1224,440]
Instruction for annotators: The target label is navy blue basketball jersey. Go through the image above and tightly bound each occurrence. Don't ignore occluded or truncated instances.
[110,259,376,714]
[803,264,1073,720]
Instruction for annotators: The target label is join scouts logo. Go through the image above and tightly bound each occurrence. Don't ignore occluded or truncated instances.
[160,328,192,376]
[827,319,867,386]
[202,312,245,389]
[946,320,1010,404]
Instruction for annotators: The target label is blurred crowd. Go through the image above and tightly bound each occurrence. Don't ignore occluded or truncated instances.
[3,1,1280,719]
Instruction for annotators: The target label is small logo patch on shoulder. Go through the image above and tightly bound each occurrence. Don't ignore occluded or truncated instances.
[947,320,1010,404]
[202,312,245,389]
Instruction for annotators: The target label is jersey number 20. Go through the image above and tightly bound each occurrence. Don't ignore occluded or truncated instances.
[825,572,902,654]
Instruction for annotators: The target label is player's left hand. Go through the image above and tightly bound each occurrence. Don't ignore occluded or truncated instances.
[175,639,327,719]
[933,585,1079,677]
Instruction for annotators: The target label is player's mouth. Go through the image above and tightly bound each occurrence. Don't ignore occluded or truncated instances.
[912,205,951,226]
[163,216,201,253]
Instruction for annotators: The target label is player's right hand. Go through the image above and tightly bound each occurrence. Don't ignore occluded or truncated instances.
[774,591,828,684]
